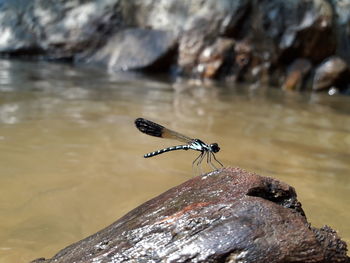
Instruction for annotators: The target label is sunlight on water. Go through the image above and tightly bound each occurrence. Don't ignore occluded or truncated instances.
[0,60,349,262]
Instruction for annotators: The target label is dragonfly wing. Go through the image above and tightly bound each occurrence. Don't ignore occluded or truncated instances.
[135,118,193,144]
[162,128,193,144]
[135,118,163,137]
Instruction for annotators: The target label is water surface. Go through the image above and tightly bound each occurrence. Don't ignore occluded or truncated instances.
[0,59,349,262]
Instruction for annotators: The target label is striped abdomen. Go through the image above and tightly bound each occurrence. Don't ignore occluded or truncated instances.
[144,145,190,158]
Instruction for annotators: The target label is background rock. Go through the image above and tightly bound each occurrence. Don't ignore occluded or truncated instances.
[282,58,312,91]
[313,56,350,92]
[0,0,122,57]
[331,0,350,63]
[78,28,177,71]
[0,0,350,93]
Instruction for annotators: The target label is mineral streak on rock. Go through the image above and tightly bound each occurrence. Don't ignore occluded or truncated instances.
[30,167,349,263]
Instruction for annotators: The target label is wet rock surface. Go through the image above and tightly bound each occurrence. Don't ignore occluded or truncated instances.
[1,0,350,93]
[30,168,349,263]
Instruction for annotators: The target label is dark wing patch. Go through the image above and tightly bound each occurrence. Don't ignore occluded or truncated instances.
[135,118,164,137]
[135,118,193,143]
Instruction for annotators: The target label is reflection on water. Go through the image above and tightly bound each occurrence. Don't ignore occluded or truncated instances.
[0,59,349,262]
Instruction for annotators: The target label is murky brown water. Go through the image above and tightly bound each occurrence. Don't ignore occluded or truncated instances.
[0,59,349,262]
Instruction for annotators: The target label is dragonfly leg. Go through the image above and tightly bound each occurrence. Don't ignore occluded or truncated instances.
[212,152,223,167]
[197,151,206,175]
[192,152,204,175]
[197,152,205,166]
[207,152,218,170]
[192,152,203,168]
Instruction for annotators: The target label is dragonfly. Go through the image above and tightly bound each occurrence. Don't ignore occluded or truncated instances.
[135,118,223,171]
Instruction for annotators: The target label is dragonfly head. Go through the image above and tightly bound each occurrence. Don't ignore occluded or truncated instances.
[210,143,220,153]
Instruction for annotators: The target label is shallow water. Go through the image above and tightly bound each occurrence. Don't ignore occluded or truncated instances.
[0,59,349,262]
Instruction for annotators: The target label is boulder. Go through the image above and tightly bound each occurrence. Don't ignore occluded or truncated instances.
[77,28,177,72]
[313,56,350,92]
[0,0,122,57]
[282,58,312,91]
[30,168,349,263]
[1,0,350,93]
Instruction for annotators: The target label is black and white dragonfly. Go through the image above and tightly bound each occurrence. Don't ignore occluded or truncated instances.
[135,118,223,170]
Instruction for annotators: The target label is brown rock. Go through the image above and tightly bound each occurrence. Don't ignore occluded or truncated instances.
[234,40,252,68]
[232,40,254,81]
[313,56,349,91]
[30,168,349,263]
[178,29,207,75]
[283,58,312,91]
[276,0,335,63]
[197,38,234,78]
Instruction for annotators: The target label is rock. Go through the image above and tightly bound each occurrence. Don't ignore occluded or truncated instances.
[176,1,251,77]
[0,0,122,57]
[77,28,177,71]
[175,0,337,83]
[177,14,222,76]
[276,0,335,63]
[0,1,41,54]
[232,39,255,82]
[313,56,350,91]
[282,58,312,91]
[196,38,235,78]
[331,0,350,63]
[30,168,349,263]
[2,0,350,93]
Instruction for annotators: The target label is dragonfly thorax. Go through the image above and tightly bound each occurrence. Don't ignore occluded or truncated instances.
[189,139,207,151]
[189,139,220,153]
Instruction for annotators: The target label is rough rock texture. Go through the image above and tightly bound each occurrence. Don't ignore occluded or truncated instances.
[1,0,350,93]
[30,168,349,263]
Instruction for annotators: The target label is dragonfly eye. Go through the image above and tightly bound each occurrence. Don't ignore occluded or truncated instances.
[210,143,220,153]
